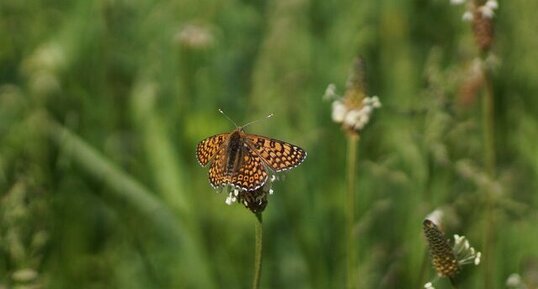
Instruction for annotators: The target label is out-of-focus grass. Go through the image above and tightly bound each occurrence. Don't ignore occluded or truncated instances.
[1,0,538,289]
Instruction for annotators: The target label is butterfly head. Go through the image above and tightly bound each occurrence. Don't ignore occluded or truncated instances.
[229,127,245,139]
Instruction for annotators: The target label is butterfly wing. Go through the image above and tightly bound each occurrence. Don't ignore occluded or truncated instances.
[208,148,229,188]
[246,134,307,172]
[208,144,268,191]
[196,133,228,166]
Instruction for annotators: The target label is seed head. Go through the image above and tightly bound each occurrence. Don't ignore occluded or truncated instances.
[222,174,277,213]
[423,219,460,278]
[448,0,498,53]
[239,188,268,213]
[324,57,381,136]
[472,6,495,53]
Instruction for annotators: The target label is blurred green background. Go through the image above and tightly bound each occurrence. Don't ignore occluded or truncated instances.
[1,0,538,288]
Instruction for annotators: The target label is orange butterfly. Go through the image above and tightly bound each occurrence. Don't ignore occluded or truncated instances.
[196,111,307,191]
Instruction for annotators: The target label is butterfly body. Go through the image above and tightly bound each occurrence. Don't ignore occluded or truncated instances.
[197,126,306,191]
[224,129,246,175]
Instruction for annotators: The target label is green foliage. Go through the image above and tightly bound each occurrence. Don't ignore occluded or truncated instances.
[1,0,538,288]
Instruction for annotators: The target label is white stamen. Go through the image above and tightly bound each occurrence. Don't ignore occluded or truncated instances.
[479,6,495,18]
[332,100,347,123]
[371,96,382,108]
[506,274,522,288]
[485,0,498,10]
[450,0,465,5]
[462,11,474,21]
[323,84,337,100]
[474,252,481,265]
[424,282,435,289]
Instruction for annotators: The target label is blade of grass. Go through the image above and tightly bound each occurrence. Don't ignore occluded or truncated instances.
[130,78,191,217]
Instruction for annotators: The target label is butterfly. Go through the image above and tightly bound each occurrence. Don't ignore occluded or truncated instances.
[196,111,307,191]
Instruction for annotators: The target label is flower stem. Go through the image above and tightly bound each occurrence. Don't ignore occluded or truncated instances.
[252,213,263,289]
[449,277,460,289]
[346,134,359,289]
[481,63,496,289]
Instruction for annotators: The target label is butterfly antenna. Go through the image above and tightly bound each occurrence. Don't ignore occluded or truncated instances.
[241,113,274,129]
[219,109,239,128]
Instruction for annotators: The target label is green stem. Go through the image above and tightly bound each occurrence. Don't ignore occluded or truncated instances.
[449,277,460,289]
[481,62,496,289]
[482,66,496,180]
[252,213,263,289]
[346,134,359,289]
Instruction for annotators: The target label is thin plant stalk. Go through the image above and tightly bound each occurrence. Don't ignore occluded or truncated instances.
[449,277,460,289]
[346,134,359,289]
[252,213,263,289]
[481,64,496,289]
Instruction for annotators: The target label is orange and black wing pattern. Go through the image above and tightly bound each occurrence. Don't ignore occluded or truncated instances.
[246,134,307,172]
[196,133,228,166]
[208,145,268,191]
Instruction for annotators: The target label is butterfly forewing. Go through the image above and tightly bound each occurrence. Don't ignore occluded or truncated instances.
[196,133,228,166]
[246,134,307,172]
[208,148,228,188]
[208,142,268,191]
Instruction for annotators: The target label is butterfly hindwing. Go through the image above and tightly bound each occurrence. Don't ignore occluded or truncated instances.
[208,144,268,191]
[230,145,268,191]
[246,134,307,172]
[196,133,228,166]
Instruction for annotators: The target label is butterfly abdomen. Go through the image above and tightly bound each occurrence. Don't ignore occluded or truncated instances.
[225,130,244,175]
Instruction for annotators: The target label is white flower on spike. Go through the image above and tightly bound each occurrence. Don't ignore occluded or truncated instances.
[337,96,382,130]
[323,84,338,100]
[477,0,498,19]
[452,234,482,267]
[332,100,347,123]
[506,273,523,288]
[176,24,215,49]
[474,252,481,265]
[323,70,381,131]
[365,96,381,109]
[424,282,435,289]
[343,109,361,128]
[225,191,238,205]
[479,5,495,18]
[486,0,498,10]
[462,10,474,21]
